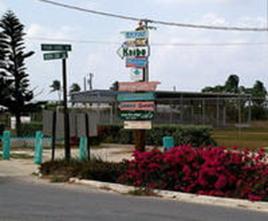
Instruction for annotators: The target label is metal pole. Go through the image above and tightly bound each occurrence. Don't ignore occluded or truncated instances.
[62,58,71,160]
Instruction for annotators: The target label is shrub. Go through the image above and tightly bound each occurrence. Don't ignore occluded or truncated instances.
[40,158,127,183]
[19,122,42,137]
[98,124,216,146]
[118,146,268,201]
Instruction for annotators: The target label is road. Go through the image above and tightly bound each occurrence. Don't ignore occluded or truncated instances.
[0,175,268,221]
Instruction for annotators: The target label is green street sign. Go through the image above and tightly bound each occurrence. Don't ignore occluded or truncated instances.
[120,111,154,120]
[41,44,72,51]
[117,92,155,102]
[43,51,68,60]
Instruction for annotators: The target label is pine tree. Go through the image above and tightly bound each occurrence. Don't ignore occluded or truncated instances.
[0,11,34,135]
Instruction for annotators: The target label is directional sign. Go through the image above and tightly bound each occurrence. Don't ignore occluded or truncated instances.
[125,39,147,47]
[119,102,155,111]
[126,58,147,68]
[43,51,68,60]
[117,92,155,102]
[122,31,148,40]
[124,121,152,130]
[121,111,154,120]
[118,81,160,92]
[130,68,143,81]
[123,46,149,58]
[41,44,72,51]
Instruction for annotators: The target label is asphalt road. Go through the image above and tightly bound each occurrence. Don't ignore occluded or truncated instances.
[0,177,268,221]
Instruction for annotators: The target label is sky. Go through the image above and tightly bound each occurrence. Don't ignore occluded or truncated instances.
[1,0,268,100]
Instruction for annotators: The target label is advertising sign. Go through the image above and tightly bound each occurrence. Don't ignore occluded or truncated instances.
[118,81,160,92]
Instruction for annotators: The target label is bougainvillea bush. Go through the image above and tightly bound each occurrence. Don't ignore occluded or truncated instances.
[118,146,268,201]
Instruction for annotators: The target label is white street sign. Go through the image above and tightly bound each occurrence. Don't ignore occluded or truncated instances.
[122,31,149,40]
[124,121,152,130]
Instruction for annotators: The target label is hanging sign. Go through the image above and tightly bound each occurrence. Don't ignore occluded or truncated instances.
[124,121,152,130]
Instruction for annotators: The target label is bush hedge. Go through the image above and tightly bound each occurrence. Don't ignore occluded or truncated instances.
[98,124,216,147]
[40,158,126,183]
[118,146,268,202]
[19,122,43,137]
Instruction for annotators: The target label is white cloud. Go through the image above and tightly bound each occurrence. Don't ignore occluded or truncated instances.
[0,0,6,13]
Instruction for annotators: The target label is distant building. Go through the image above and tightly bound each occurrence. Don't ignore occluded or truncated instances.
[70,89,252,128]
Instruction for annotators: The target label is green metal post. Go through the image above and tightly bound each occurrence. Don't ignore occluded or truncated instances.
[3,131,11,160]
[34,131,44,165]
[79,136,88,161]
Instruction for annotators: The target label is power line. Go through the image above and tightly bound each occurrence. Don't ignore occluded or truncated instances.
[37,0,268,32]
[26,36,268,47]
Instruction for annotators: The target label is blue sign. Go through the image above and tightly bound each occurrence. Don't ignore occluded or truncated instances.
[123,31,148,40]
[126,58,147,68]
[117,92,155,102]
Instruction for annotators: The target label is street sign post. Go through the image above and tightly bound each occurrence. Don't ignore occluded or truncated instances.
[41,44,72,51]
[43,51,68,60]
[41,43,71,160]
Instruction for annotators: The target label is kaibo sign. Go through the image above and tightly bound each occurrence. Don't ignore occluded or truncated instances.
[117,46,149,59]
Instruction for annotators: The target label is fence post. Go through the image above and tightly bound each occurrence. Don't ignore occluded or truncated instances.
[163,136,174,151]
[3,130,11,160]
[34,131,44,165]
[79,136,88,161]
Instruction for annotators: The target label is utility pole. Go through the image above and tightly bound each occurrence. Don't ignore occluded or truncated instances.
[88,73,94,90]
[134,20,150,152]
[62,58,71,160]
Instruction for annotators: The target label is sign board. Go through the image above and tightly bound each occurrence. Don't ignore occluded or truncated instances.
[43,51,68,60]
[126,57,147,68]
[124,121,152,130]
[123,46,149,58]
[125,39,147,47]
[41,44,72,51]
[120,111,154,120]
[117,92,155,102]
[118,81,160,92]
[119,102,155,111]
[130,68,143,81]
[122,31,148,40]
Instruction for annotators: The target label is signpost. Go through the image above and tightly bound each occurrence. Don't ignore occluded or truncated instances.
[41,43,71,160]
[118,22,157,151]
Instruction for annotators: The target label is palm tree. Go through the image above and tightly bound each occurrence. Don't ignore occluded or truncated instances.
[69,83,81,94]
[50,80,62,104]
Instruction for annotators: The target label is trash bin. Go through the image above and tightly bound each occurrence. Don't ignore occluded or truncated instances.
[163,136,174,151]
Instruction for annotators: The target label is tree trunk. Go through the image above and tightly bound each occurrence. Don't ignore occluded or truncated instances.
[15,112,21,136]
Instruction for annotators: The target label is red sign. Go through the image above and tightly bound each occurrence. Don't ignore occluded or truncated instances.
[119,101,155,111]
[118,81,160,92]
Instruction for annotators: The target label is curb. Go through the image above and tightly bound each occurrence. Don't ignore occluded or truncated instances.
[69,178,268,213]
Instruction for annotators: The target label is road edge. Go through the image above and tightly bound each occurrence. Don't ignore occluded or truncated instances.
[69,177,268,213]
